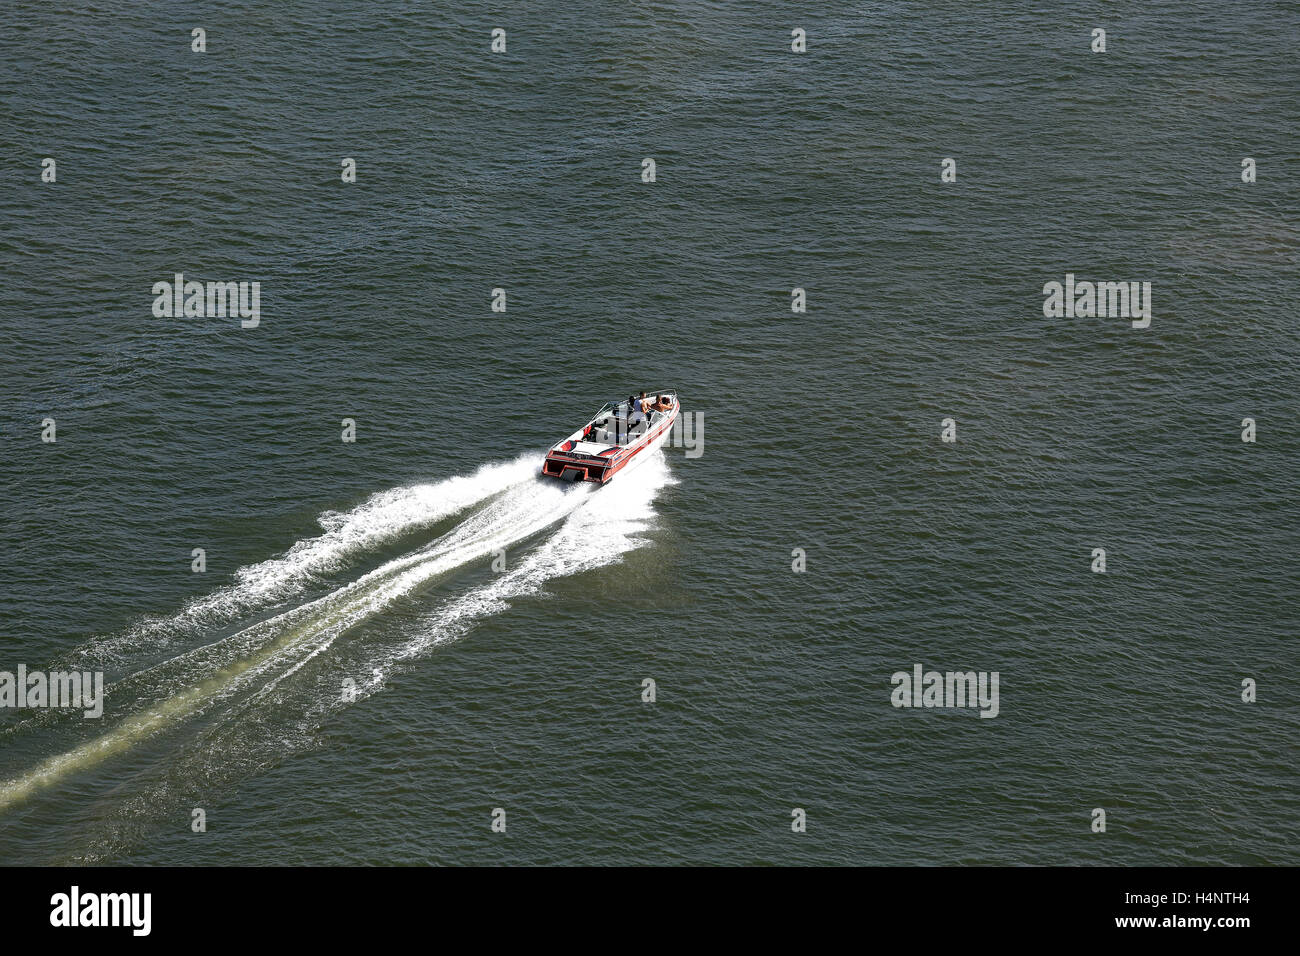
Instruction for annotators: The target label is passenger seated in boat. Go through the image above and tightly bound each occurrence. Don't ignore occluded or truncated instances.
[628,391,649,427]
[649,395,672,413]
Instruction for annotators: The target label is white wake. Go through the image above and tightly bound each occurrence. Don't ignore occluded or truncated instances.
[0,451,676,821]
[90,453,542,663]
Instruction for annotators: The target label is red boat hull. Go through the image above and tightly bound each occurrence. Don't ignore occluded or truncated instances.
[542,402,678,484]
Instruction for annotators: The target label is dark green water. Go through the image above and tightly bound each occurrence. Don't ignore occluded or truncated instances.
[0,1,1297,864]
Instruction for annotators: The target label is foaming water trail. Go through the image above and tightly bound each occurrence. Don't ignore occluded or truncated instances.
[378,450,677,678]
[0,464,589,814]
[65,451,678,863]
[87,453,541,663]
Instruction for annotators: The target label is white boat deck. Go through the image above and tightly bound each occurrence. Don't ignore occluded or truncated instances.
[555,392,677,451]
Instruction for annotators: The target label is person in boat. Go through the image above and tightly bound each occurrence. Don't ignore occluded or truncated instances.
[649,394,672,412]
[628,391,649,428]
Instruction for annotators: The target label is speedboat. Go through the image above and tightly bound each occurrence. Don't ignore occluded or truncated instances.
[542,391,679,483]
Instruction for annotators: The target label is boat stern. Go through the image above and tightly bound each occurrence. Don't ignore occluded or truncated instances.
[542,449,610,483]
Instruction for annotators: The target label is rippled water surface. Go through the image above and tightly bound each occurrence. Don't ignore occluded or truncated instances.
[0,1,1297,864]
